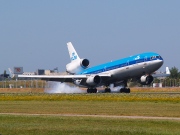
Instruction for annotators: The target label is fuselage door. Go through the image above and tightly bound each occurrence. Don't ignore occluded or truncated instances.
[144,56,147,62]
[126,60,129,69]
[143,56,148,67]
[104,66,106,72]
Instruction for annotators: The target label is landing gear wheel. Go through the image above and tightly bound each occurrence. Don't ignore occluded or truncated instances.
[120,88,124,93]
[92,88,97,93]
[87,88,97,93]
[120,88,130,93]
[87,88,91,93]
[126,88,130,93]
[105,88,111,93]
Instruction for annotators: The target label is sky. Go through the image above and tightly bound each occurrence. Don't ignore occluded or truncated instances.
[0,0,180,73]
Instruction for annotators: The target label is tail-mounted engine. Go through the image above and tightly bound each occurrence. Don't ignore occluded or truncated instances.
[140,75,154,85]
[66,59,89,74]
[86,75,101,86]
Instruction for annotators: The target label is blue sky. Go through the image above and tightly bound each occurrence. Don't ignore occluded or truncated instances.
[0,0,180,73]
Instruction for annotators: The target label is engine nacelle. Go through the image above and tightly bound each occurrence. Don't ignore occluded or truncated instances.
[66,58,89,74]
[86,75,101,86]
[140,75,154,85]
[74,79,82,86]
[80,59,89,68]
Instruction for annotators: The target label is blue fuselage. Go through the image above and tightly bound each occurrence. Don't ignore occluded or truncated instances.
[80,52,163,82]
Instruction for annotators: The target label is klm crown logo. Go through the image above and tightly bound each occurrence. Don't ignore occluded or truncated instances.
[134,55,140,60]
[71,52,77,61]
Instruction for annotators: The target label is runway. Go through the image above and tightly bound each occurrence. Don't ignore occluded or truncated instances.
[1,113,180,121]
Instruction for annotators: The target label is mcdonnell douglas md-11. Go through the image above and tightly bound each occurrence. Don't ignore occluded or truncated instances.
[18,42,170,93]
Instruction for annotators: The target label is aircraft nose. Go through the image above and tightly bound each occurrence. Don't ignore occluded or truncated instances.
[157,59,164,67]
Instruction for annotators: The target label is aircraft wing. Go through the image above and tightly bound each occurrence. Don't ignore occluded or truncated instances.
[18,74,87,82]
[18,73,111,82]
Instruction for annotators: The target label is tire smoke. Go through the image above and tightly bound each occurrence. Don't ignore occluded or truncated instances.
[109,84,122,93]
[111,86,122,93]
[44,81,86,93]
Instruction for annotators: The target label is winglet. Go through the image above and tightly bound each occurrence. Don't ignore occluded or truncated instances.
[67,42,80,61]
[166,67,170,75]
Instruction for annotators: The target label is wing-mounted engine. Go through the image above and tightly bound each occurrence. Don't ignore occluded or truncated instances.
[66,58,90,74]
[86,75,101,86]
[140,75,154,85]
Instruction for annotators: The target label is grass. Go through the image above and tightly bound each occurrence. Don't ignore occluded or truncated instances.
[0,101,180,117]
[0,115,180,135]
[0,93,180,134]
[0,93,180,102]
[131,87,180,92]
[1,87,180,94]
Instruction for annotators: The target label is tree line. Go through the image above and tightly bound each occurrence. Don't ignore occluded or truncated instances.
[152,67,180,87]
[169,67,180,79]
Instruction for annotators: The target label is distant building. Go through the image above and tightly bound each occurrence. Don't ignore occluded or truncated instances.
[36,69,45,75]
[45,70,55,75]
[36,69,58,75]
[153,83,162,88]
[23,72,36,75]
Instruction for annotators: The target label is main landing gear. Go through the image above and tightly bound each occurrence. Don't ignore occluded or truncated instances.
[120,80,130,93]
[87,80,131,93]
[87,87,111,93]
[119,88,130,93]
[105,88,111,93]
[87,87,130,93]
[87,88,97,93]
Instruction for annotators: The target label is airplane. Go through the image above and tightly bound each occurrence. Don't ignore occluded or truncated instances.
[152,67,170,78]
[8,68,16,78]
[18,42,170,93]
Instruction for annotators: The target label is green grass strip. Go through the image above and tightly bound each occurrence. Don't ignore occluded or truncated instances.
[0,115,180,135]
[0,93,180,102]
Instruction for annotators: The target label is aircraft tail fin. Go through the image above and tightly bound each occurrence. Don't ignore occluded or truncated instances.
[67,42,80,61]
[8,68,15,78]
[8,68,13,74]
[166,67,170,75]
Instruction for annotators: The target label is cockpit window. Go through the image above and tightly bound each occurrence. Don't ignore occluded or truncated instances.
[156,56,161,59]
[151,55,161,60]
[151,56,156,60]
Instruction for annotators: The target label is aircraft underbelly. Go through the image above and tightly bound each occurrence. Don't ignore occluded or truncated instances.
[108,61,160,82]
